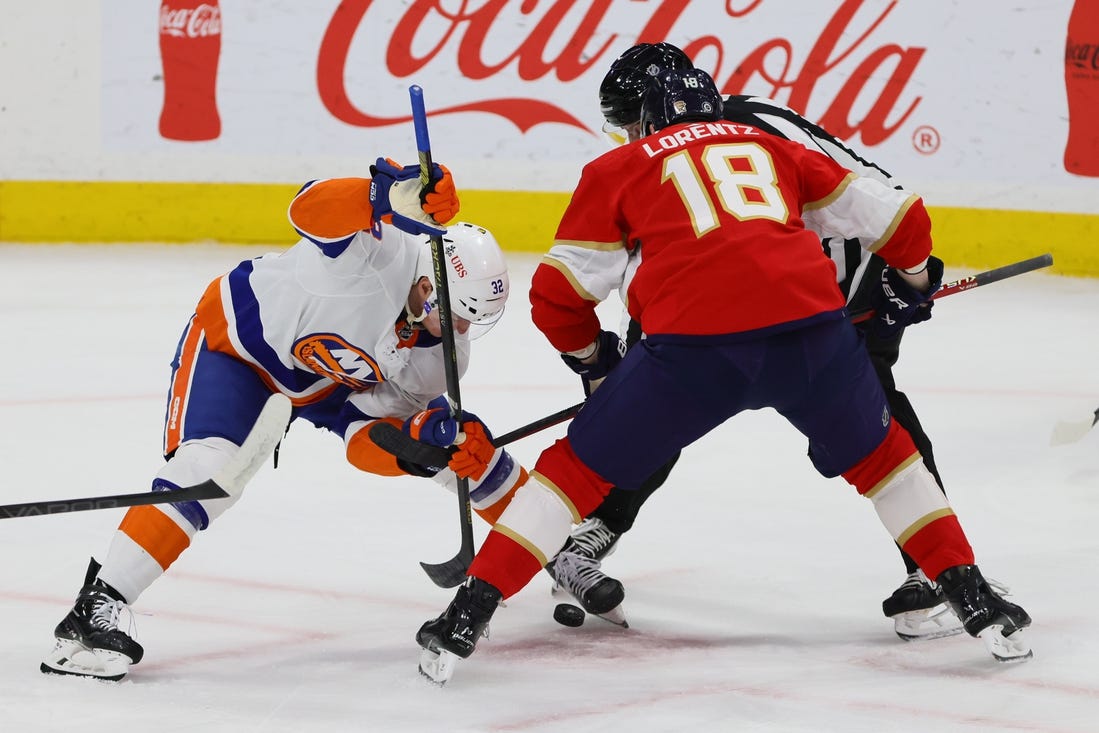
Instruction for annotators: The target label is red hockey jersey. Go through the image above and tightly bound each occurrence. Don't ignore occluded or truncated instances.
[531,121,932,351]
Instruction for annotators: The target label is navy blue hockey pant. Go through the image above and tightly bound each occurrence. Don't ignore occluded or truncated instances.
[567,317,892,491]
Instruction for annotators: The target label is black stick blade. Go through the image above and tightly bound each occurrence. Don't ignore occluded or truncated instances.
[420,548,474,588]
[368,422,453,470]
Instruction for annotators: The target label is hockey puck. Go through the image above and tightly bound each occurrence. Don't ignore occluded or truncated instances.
[553,602,585,627]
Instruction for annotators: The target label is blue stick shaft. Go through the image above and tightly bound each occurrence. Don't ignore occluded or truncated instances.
[408,85,432,187]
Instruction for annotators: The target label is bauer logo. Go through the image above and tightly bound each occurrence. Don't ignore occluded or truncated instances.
[293,334,384,389]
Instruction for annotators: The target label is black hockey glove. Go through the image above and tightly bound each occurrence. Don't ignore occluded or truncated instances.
[560,330,627,381]
[868,255,944,340]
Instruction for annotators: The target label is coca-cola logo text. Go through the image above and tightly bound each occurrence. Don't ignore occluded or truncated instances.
[1066,39,1099,71]
[317,0,924,147]
[160,4,222,38]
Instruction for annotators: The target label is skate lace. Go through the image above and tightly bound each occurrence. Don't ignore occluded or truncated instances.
[87,592,137,639]
[569,518,619,560]
[90,597,124,632]
[553,551,607,597]
[902,572,1010,596]
[899,570,936,591]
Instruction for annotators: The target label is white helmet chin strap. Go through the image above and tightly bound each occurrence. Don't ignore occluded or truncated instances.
[404,291,436,325]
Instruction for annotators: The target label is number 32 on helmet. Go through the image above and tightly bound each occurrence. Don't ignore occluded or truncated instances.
[413,222,511,336]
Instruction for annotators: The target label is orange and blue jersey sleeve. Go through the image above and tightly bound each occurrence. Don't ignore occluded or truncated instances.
[288,178,376,258]
[345,417,408,476]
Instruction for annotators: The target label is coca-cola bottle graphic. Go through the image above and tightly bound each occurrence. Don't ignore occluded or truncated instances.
[158,1,222,141]
[1064,0,1099,176]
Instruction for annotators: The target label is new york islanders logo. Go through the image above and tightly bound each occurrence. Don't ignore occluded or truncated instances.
[293,333,383,389]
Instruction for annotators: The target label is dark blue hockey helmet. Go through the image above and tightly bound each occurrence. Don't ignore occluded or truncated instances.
[639,68,723,136]
[599,42,694,128]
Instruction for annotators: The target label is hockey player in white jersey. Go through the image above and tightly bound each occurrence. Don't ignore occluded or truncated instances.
[41,159,526,681]
[547,42,1015,642]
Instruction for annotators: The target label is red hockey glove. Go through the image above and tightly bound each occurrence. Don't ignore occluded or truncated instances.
[421,163,459,225]
[448,421,497,481]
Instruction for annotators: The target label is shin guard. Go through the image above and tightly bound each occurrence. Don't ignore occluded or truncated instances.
[845,420,974,580]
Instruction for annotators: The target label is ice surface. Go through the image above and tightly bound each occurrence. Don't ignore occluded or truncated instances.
[0,244,1096,732]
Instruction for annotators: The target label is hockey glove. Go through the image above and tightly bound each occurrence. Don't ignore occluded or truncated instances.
[869,255,944,340]
[448,421,497,481]
[369,158,460,237]
[559,330,627,382]
[403,396,465,447]
[403,397,495,480]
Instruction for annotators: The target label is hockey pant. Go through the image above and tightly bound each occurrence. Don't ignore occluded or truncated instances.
[97,322,301,602]
[469,318,974,599]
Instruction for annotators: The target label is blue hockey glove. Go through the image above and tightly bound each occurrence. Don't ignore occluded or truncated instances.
[869,255,944,340]
[560,330,627,381]
[403,396,487,448]
[368,157,459,237]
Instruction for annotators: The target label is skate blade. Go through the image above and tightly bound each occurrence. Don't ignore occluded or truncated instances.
[41,639,131,681]
[418,647,461,686]
[893,603,964,641]
[1051,418,1094,446]
[977,624,1033,663]
[551,584,626,622]
[595,605,629,629]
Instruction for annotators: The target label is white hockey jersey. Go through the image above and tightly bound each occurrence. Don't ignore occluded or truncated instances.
[194,178,468,425]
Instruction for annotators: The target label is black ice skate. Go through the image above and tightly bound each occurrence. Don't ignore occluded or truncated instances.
[937,564,1032,662]
[416,577,502,685]
[41,558,144,681]
[567,517,621,561]
[882,570,963,641]
[546,518,627,627]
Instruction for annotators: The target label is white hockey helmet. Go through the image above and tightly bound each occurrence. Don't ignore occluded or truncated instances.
[411,221,510,331]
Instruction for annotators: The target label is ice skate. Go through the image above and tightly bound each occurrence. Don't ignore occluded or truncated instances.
[545,518,627,626]
[416,577,502,685]
[548,549,628,625]
[41,559,143,681]
[937,565,1032,663]
[567,517,621,561]
[882,570,963,641]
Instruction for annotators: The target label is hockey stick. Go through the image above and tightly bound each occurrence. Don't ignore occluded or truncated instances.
[381,254,1053,482]
[368,400,586,469]
[1051,406,1099,446]
[494,400,585,446]
[849,253,1053,324]
[0,393,291,520]
[410,84,476,589]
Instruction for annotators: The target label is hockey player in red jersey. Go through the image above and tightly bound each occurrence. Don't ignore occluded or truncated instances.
[549,42,979,642]
[415,68,1031,684]
[41,159,527,681]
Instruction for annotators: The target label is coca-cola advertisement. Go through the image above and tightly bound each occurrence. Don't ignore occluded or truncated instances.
[1065,0,1099,176]
[158,1,222,141]
[86,0,1099,214]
